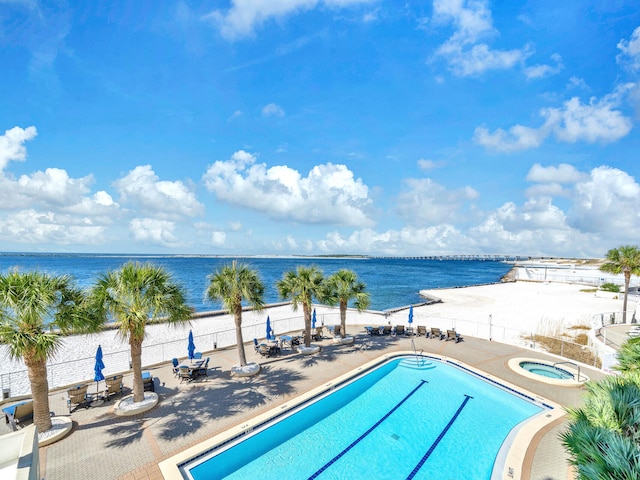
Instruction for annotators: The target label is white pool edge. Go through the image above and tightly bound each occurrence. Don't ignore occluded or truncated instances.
[159,351,563,480]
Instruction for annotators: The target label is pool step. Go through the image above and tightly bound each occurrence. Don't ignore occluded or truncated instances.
[399,359,435,370]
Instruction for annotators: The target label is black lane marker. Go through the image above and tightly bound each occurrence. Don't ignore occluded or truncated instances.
[405,394,473,480]
[307,379,428,479]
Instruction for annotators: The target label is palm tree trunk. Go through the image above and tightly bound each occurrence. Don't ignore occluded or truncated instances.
[623,269,631,324]
[340,300,347,338]
[130,337,144,403]
[235,309,247,366]
[25,355,52,432]
[303,303,311,347]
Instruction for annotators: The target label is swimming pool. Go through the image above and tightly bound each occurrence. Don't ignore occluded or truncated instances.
[164,354,558,480]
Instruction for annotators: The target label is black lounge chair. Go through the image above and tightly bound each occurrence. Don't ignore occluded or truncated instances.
[382,325,392,335]
[395,325,405,336]
[143,371,155,391]
[430,327,444,340]
[416,326,427,336]
[446,329,462,343]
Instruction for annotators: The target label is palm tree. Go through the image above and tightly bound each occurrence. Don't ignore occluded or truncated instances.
[324,269,370,338]
[561,374,640,478]
[0,270,102,433]
[90,262,191,403]
[600,245,640,323]
[205,261,265,367]
[276,265,324,347]
[614,337,640,374]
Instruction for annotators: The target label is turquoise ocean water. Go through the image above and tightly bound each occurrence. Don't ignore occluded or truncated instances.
[0,254,512,312]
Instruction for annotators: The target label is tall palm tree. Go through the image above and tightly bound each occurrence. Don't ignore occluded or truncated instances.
[0,270,102,433]
[205,261,265,367]
[324,269,370,338]
[91,262,191,403]
[276,265,324,347]
[600,245,640,323]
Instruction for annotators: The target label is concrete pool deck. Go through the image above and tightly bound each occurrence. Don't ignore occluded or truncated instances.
[4,329,603,480]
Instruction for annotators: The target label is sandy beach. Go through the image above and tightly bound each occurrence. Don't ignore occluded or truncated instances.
[411,281,623,345]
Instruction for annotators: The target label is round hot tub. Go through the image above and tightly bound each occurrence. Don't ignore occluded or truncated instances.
[508,357,589,386]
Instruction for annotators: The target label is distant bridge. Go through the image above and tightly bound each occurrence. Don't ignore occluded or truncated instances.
[370,255,561,262]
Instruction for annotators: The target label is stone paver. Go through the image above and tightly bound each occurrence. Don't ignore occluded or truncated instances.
[4,329,602,480]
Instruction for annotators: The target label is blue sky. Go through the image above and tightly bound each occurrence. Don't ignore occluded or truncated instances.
[1,1,640,257]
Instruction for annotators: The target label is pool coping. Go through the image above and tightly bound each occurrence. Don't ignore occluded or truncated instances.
[158,351,564,480]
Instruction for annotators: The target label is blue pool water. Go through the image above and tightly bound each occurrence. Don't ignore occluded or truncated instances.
[185,356,545,480]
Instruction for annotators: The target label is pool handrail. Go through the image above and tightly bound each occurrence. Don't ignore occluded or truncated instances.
[553,361,581,382]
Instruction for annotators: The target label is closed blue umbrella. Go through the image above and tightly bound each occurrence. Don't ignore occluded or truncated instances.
[93,345,105,405]
[188,330,196,360]
[408,305,414,324]
[312,309,317,329]
[266,316,273,340]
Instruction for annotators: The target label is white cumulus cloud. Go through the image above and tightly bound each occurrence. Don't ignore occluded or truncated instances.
[617,26,640,71]
[202,150,374,227]
[0,126,38,171]
[431,0,531,76]
[114,165,204,221]
[475,94,633,152]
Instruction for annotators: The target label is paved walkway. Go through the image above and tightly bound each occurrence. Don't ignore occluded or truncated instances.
[6,328,604,480]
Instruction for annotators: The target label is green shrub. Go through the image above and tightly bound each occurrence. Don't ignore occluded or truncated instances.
[600,283,620,293]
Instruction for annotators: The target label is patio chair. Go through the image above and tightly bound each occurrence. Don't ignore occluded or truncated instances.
[312,327,323,341]
[382,325,392,335]
[258,344,271,357]
[333,325,342,337]
[67,384,89,413]
[178,366,194,383]
[196,357,210,377]
[104,374,124,400]
[430,327,444,340]
[446,329,462,343]
[142,371,155,391]
[416,326,427,337]
[194,352,203,360]
[172,358,180,377]
[3,400,33,431]
[395,325,405,336]
[253,338,261,353]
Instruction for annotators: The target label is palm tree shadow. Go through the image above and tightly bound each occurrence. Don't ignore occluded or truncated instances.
[104,419,145,448]
[155,366,307,441]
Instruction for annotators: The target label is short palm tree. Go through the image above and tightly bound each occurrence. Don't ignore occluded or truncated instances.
[205,261,265,367]
[324,269,370,338]
[91,262,191,403]
[0,270,102,433]
[600,245,640,323]
[561,374,640,478]
[276,265,324,347]
[614,337,640,374]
